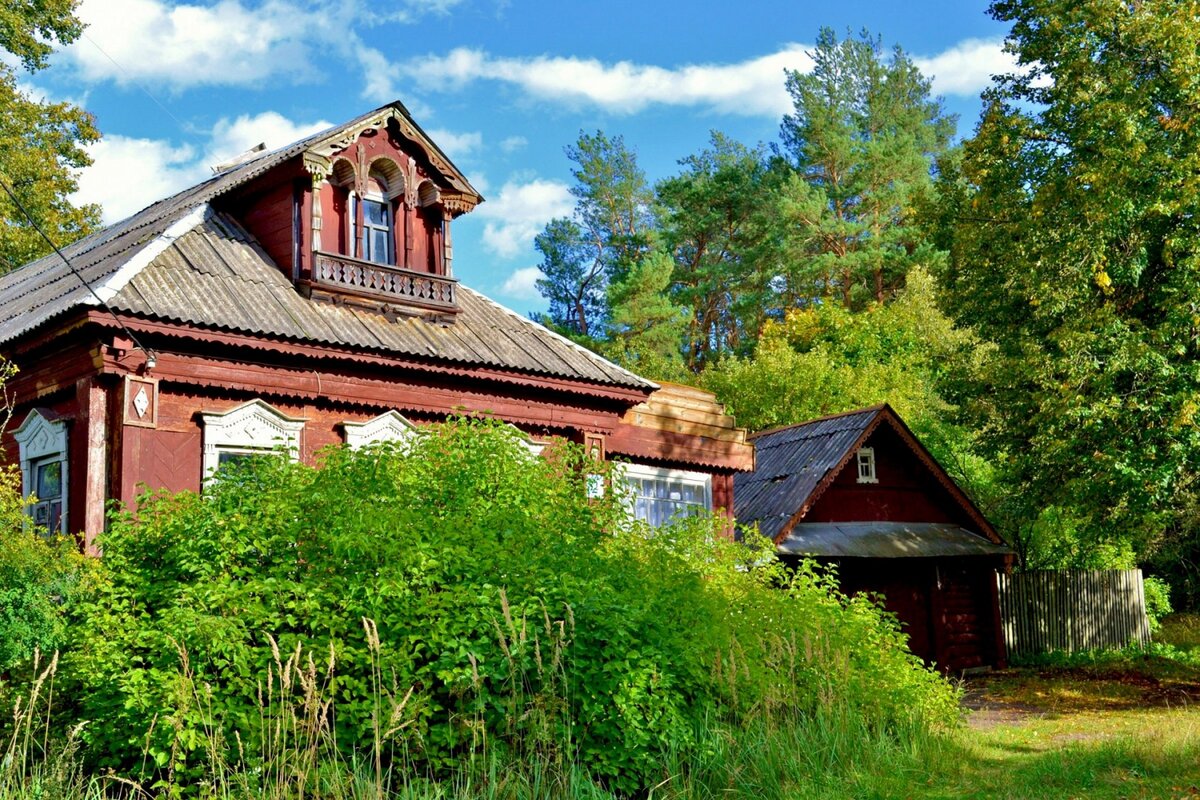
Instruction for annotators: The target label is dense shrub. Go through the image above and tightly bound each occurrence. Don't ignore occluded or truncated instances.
[59,419,956,793]
[0,464,89,673]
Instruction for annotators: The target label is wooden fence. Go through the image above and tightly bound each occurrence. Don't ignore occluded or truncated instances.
[996,569,1151,657]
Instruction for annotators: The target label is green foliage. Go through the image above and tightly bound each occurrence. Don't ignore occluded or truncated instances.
[0,0,99,273]
[59,421,956,795]
[600,248,689,381]
[0,0,82,72]
[1142,575,1172,634]
[655,133,778,369]
[936,0,1200,567]
[779,27,955,309]
[702,268,996,499]
[0,465,88,673]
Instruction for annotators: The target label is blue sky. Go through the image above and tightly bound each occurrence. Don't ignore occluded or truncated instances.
[21,0,1014,314]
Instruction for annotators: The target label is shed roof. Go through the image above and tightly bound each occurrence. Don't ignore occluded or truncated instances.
[0,105,653,392]
[734,405,1001,546]
[777,522,1010,559]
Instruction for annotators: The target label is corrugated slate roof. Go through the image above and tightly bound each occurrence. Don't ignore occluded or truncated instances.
[734,407,881,542]
[0,104,651,390]
[103,209,651,387]
[777,522,1010,559]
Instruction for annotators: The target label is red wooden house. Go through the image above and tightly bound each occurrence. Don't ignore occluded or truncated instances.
[735,405,1011,672]
[0,102,753,551]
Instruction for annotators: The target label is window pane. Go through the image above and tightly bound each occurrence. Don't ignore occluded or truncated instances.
[36,461,62,499]
[372,229,390,261]
[364,199,388,226]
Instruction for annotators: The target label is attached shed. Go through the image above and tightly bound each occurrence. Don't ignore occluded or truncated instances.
[735,405,1012,672]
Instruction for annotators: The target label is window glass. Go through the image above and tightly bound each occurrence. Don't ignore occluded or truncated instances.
[624,467,711,528]
[360,197,392,265]
[35,461,62,499]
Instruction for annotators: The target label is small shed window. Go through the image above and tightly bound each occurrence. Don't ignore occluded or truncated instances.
[621,463,712,528]
[856,447,878,484]
[13,409,69,535]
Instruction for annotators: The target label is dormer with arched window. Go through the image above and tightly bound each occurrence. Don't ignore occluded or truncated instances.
[294,109,482,317]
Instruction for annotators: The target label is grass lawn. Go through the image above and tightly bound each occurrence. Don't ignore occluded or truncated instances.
[905,613,1200,800]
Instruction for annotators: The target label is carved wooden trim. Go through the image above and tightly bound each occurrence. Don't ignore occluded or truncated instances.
[312,251,457,312]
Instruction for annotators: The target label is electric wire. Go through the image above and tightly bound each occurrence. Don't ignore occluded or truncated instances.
[0,176,156,363]
[81,32,191,134]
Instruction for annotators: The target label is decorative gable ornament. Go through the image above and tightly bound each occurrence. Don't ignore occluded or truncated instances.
[342,411,420,450]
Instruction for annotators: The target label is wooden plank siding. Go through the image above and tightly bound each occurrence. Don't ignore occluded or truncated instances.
[997,569,1151,657]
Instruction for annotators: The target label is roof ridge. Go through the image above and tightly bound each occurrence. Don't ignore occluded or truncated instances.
[85,204,210,307]
[749,404,887,441]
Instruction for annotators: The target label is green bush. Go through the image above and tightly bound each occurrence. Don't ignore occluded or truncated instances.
[1142,575,1172,634]
[0,464,89,674]
[58,419,957,794]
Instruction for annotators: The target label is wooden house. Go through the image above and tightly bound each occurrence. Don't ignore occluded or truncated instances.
[735,405,1011,672]
[0,102,754,551]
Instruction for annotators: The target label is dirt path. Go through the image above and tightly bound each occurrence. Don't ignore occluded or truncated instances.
[960,666,1200,732]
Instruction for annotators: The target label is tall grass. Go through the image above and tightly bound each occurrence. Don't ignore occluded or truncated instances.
[1,609,955,800]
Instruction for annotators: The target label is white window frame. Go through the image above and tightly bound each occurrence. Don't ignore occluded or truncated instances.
[354,185,394,266]
[856,447,878,484]
[13,409,69,534]
[619,462,712,527]
[342,411,419,450]
[200,399,305,482]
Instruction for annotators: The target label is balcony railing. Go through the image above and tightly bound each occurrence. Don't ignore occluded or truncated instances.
[312,251,457,312]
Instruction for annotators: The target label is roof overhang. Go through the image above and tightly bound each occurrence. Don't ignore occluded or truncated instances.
[777,522,1012,559]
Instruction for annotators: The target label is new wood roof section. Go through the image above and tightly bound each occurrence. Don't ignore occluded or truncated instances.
[609,382,754,471]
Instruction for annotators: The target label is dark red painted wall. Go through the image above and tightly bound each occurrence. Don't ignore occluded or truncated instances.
[832,556,1003,672]
[806,425,975,530]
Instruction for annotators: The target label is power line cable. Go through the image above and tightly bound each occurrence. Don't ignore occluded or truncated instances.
[0,176,156,367]
[81,32,190,134]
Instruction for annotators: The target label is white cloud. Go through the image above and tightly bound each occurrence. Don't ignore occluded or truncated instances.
[425,128,483,160]
[400,45,815,116]
[205,112,332,165]
[397,37,1017,117]
[914,38,1014,97]
[500,135,527,153]
[74,111,331,224]
[70,0,324,90]
[501,266,544,300]
[74,135,206,222]
[473,178,572,258]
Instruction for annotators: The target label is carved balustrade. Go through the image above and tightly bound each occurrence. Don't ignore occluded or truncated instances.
[313,251,457,312]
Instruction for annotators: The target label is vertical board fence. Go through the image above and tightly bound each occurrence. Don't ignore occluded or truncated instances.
[996,569,1151,657]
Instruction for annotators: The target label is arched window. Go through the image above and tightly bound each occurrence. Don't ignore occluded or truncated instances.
[13,409,69,534]
[342,410,419,450]
[353,176,393,265]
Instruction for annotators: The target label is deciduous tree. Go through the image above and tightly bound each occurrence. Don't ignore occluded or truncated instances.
[938,0,1200,562]
[0,0,99,272]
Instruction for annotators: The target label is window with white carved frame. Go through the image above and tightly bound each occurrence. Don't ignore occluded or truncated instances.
[621,463,712,528]
[342,411,419,450]
[856,447,877,484]
[200,399,305,482]
[13,409,69,535]
[352,175,394,265]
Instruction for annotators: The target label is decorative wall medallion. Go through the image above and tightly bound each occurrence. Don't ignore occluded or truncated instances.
[133,387,149,418]
[123,376,159,428]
